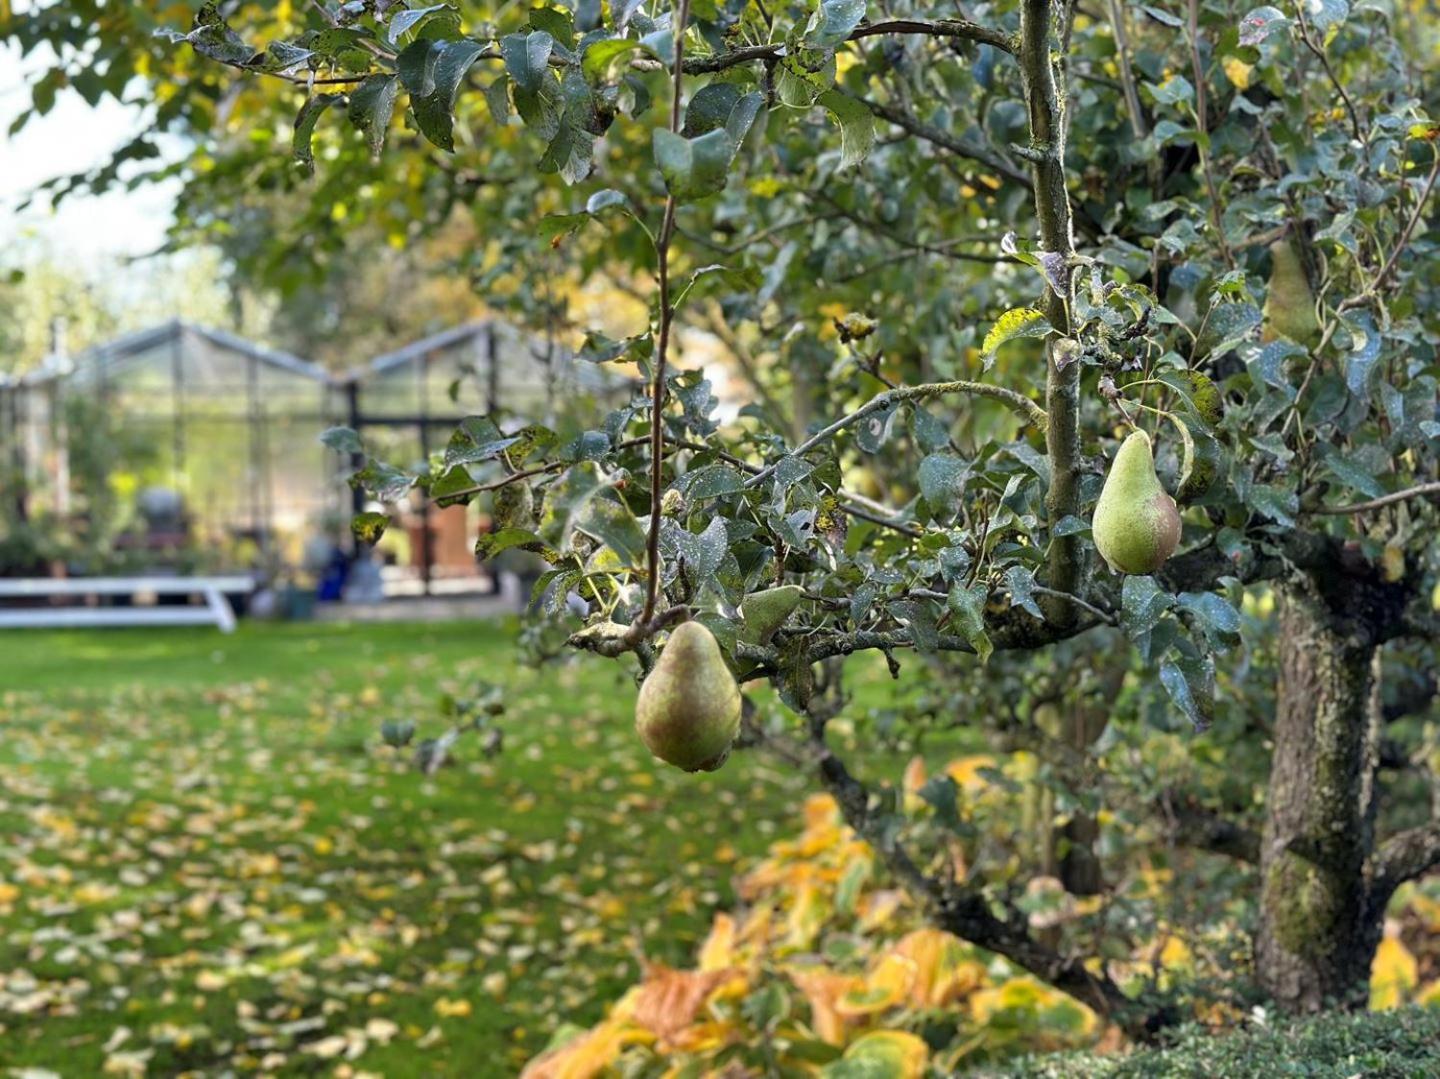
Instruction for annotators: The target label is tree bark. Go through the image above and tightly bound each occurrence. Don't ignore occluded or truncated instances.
[1018,0,1083,625]
[1256,581,1385,1011]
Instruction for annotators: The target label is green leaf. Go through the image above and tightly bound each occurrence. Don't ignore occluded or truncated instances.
[918,774,962,830]
[653,127,734,200]
[1005,565,1044,620]
[1166,410,1222,502]
[528,6,576,50]
[1145,74,1195,108]
[982,308,1052,362]
[501,31,554,94]
[444,416,518,466]
[350,511,390,545]
[1160,651,1215,732]
[806,0,867,47]
[292,94,341,176]
[581,37,648,81]
[677,463,746,500]
[1121,575,1173,640]
[1158,369,1223,426]
[397,38,487,151]
[947,582,992,663]
[431,467,477,508]
[817,89,874,169]
[1247,484,1298,527]
[682,83,743,138]
[347,74,400,158]
[320,426,363,455]
[178,2,261,67]
[476,527,551,560]
[575,496,648,568]
[672,263,763,311]
[351,459,416,503]
[917,454,966,517]
[387,4,460,47]
[1178,591,1242,650]
[1238,5,1289,45]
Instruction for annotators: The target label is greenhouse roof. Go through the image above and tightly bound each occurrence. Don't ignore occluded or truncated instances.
[79,320,330,382]
[359,321,494,379]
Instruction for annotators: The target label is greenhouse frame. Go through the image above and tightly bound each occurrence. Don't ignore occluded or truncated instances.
[0,319,623,595]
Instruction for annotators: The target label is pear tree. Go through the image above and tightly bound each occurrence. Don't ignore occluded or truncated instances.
[9,0,1440,1036]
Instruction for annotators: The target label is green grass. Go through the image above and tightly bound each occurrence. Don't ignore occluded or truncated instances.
[0,621,809,1075]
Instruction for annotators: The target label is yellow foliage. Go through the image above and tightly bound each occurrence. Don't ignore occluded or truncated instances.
[944,755,998,792]
[1222,57,1254,89]
[892,929,988,1008]
[788,966,863,1045]
[698,913,736,972]
[838,954,918,1017]
[520,1020,654,1079]
[1370,934,1419,1010]
[623,964,738,1044]
[823,1030,929,1078]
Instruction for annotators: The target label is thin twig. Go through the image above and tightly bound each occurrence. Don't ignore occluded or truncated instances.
[640,0,692,626]
[1185,0,1234,268]
[1307,481,1440,516]
[1342,149,1440,310]
[743,380,1048,489]
[1294,4,1363,142]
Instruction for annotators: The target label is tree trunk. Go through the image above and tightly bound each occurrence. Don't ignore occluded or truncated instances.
[1256,582,1385,1011]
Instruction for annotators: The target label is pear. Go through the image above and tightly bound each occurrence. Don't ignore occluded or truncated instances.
[1261,240,1320,349]
[739,585,804,644]
[1092,430,1181,576]
[635,621,741,772]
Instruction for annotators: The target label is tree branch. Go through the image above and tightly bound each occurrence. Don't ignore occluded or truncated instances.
[1164,791,1260,863]
[743,381,1046,488]
[1306,480,1440,516]
[1372,823,1440,904]
[1019,0,1082,625]
[804,727,1167,1039]
[640,0,691,625]
[679,18,1014,73]
[861,97,1033,189]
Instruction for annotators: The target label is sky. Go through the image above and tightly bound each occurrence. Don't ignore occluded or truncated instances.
[0,43,180,261]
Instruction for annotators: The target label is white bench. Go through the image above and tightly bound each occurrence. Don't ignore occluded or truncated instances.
[0,576,255,633]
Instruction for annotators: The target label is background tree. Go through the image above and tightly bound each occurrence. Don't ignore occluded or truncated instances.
[7,0,1440,1041]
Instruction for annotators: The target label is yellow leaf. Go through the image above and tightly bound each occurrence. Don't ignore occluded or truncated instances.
[1371,935,1419,1010]
[893,929,986,1007]
[1222,56,1254,89]
[627,964,735,1042]
[788,967,861,1045]
[785,881,831,950]
[944,755,997,793]
[823,1030,928,1078]
[698,913,736,972]
[520,1019,652,1079]
[838,954,918,1018]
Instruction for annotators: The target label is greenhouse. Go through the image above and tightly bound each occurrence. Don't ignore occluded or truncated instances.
[0,319,622,594]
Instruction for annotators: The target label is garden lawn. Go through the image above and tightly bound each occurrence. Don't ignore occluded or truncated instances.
[0,620,809,1076]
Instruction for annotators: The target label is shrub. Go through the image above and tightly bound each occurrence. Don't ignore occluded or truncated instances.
[1001,1007,1440,1079]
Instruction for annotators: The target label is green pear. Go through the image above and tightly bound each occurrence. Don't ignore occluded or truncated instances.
[1092,430,1181,576]
[1261,240,1320,349]
[739,585,804,644]
[635,621,741,772]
